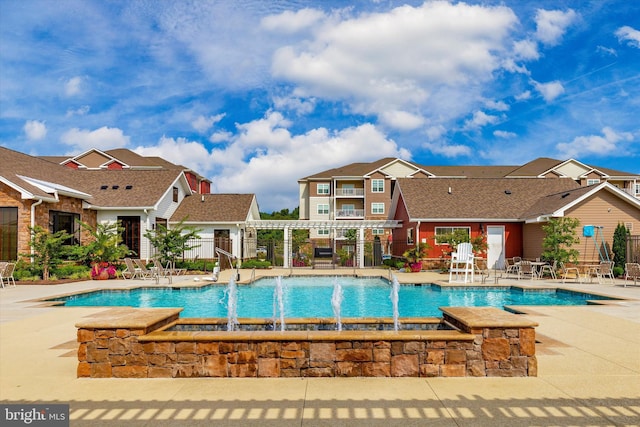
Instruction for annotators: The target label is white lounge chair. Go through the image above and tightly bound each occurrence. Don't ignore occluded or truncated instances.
[449,242,474,283]
[539,260,557,280]
[133,259,154,280]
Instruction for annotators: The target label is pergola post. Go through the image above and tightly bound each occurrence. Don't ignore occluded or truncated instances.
[358,227,365,268]
[283,226,291,268]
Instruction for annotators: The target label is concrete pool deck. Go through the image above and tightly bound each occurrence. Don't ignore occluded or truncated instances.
[1,269,639,426]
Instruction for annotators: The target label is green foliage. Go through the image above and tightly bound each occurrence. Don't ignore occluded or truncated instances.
[72,221,131,265]
[541,217,581,264]
[344,229,357,242]
[24,226,71,280]
[383,258,405,269]
[144,218,202,265]
[52,263,91,279]
[240,259,272,269]
[402,242,431,263]
[613,266,624,278]
[258,208,299,241]
[612,223,629,268]
[437,229,487,253]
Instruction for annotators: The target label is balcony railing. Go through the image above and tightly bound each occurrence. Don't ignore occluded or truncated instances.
[336,209,365,218]
[335,188,364,197]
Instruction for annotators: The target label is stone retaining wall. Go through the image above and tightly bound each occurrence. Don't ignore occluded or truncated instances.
[76,307,537,378]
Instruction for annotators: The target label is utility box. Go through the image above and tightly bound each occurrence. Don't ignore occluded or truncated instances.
[583,225,594,237]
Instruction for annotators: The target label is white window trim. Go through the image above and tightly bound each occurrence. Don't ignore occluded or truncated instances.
[371,202,385,214]
[317,204,329,215]
[434,226,471,245]
[317,183,330,195]
[372,179,384,193]
[587,178,600,185]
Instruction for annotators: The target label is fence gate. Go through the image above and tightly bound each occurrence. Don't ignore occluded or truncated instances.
[628,235,640,263]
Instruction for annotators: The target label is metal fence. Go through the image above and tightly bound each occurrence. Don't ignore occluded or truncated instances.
[628,235,640,263]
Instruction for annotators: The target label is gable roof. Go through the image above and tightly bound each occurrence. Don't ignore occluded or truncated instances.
[0,146,90,201]
[170,194,259,223]
[393,178,581,221]
[75,169,188,209]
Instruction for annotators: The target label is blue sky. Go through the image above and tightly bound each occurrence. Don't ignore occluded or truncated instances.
[1,0,639,212]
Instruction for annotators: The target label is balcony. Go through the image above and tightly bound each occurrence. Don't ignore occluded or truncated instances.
[336,209,365,219]
[335,187,364,197]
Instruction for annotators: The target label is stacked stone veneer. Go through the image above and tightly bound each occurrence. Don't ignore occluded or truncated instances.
[77,307,537,378]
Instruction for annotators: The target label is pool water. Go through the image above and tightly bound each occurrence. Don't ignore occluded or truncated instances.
[54,276,614,318]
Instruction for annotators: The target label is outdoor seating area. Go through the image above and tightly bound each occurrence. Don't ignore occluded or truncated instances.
[121,257,187,281]
[624,262,640,287]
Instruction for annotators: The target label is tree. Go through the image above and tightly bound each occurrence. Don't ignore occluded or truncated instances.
[72,221,131,265]
[144,218,202,265]
[541,217,580,264]
[612,223,629,269]
[25,226,70,280]
[437,228,487,254]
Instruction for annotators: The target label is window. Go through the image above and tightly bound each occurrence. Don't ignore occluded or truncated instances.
[173,187,179,203]
[317,183,330,195]
[407,228,414,244]
[434,227,470,245]
[50,211,80,245]
[317,204,329,215]
[0,207,18,260]
[372,179,384,193]
[318,229,330,236]
[371,203,385,214]
[119,216,141,257]
[341,183,355,195]
[635,184,640,195]
[587,179,600,186]
[372,228,385,235]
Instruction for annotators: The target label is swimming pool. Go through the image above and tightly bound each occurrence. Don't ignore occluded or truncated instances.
[52,276,615,318]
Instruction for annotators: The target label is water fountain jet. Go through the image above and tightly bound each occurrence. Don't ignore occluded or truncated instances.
[331,277,344,331]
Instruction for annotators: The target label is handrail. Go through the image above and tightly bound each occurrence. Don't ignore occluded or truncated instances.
[215,246,240,281]
[249,268,256,284]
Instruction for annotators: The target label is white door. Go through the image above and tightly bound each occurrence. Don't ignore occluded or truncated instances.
[487,226,505,270]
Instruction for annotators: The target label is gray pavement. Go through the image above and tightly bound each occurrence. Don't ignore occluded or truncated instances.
[1,269,639,426]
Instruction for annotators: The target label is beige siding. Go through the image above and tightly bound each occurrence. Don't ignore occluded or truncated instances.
[566,191,640,262]
[380,162,418,178]
[76,151,110,168]
[298,182,309,219]
[523,223,546,260]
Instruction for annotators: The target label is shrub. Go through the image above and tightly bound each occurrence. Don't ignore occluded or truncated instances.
[241,259,271,269]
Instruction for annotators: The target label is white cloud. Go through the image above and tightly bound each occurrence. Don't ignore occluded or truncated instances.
[23,120,47,140]
[272,95,316,115]
[425,125,446,141]
[596,45,617,56]
[615,25,640,48]
[60,126,130,151]
[65,105,90,117]
[271,2,518,132]
[512,39,539,60]
[464,111,499,130]
[556,127,633,158]
[261,8,326,34]
[379,110,425,131]
[65,76,84,96]
[534,9,577,46]
[485,100,509,111]
[191,113,225,133]
[493,130,516,139]
[134,136,213,173]
[515,90,532,101]
[532,80,565,102]
[422,142,471,157]
[163,111,408,211]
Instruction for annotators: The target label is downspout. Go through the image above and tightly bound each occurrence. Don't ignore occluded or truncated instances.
[30,198,44,261]
[144,209,150,261]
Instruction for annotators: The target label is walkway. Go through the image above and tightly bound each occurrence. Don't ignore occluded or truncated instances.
[1,269,639,426]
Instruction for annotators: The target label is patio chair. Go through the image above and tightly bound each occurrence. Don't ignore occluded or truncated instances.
[505,257,521,277]
[595,261,615,285]
[133,258,155,280]
[559,262,581,283]
[539,260,557,280]
[1,262,16,288]
[624,263,640,287]
[517,260,538,280]
[449,242,474,283]
[474,258,490,284]
[122,258,142,280]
